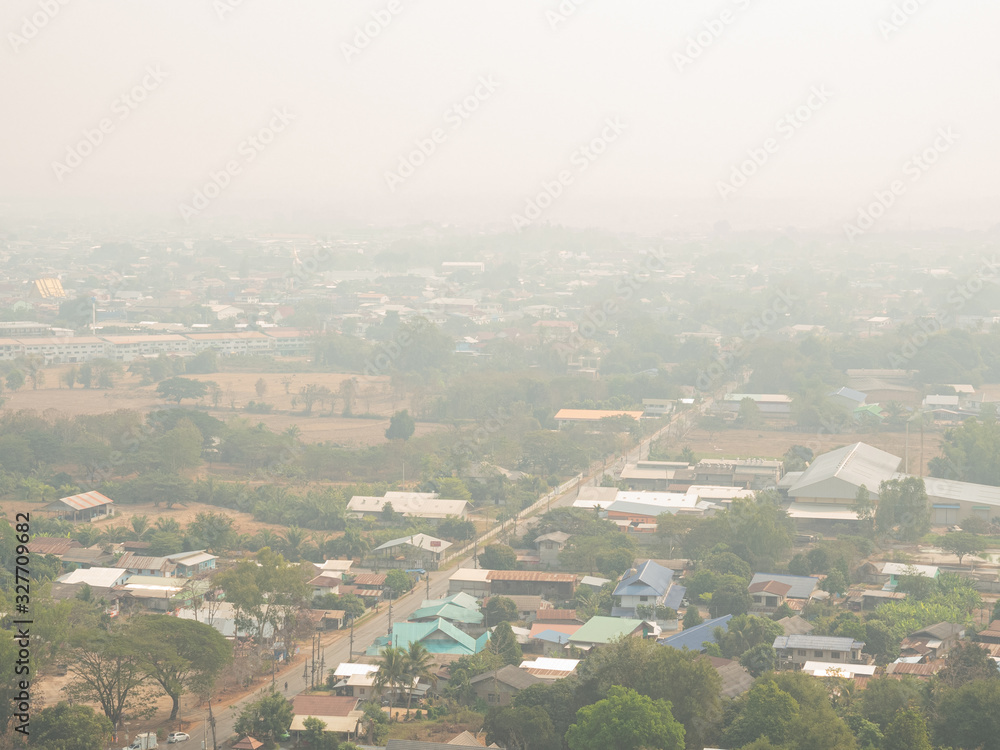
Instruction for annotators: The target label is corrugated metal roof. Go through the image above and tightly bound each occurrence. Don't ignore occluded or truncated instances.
[774,634,864,651]
[487,571,577,582]
[749,573,819,600]
[788,442,901,499]
[56,491,114,510]
[569,616,644,645]
[659,615,732,651]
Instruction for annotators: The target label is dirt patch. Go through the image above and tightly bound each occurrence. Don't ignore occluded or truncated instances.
[664,426,943,475]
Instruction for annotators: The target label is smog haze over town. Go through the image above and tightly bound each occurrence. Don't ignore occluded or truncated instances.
[3,3,1000,750]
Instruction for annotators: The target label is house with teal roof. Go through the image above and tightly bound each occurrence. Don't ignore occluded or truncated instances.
[366,617,490,656]
[567,616,648,651]
[410,593,484,628]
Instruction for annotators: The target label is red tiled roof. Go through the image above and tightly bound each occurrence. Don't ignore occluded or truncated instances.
[748,580,792,596]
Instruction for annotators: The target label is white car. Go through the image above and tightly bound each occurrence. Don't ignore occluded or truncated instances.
[167,733,189,744]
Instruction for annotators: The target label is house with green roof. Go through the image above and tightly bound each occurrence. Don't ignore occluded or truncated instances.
[366,618,490,656]
[567,616,648,651]
[410,593,483,628]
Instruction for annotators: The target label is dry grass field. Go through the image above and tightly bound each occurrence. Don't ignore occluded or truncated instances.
[1,365,444,447]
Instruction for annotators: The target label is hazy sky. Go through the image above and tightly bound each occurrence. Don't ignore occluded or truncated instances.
[1,0,997,234]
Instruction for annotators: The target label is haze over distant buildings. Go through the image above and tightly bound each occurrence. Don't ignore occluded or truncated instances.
[1,1,998,234]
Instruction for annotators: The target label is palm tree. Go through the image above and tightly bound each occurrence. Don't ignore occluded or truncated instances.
[282,526,306,560]
[402,642,437,717]
[374,646,406,708]
[154,517,181,534]
[129,515,151,541]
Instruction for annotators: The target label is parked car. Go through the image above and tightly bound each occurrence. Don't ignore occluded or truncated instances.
[167,733,189,744]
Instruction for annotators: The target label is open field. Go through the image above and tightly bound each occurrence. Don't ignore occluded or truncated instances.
[667,426,944,475]
[0,497,339,538]
[1,365,444,447]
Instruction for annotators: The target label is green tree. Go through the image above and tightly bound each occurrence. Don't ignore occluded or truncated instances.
[739,643,777,678]
[940,531,985,566]
[234,689,294,742]
[130,616,232,719]
[214,548,310,643]
[934,678,1000,750]
[820,569,848,596]
[738,398,763,428]
[373,646,407,705]
[709,575,751,618]
[723,680,800,750]
[512,679,581,746]
[484,706,557,750]
[876,477,930,540]
[484,596,519,626]
[301,716,337,750]
[65,628,157,728]
[385,409,416,441]
[488,621,522,665]
[402,642,437,716]
[682,607,703,630]
[479,543,517,570]
[855,676,925,731]
[933,417,1000,486]
[882,708,931,750]
[6,369,25,392]
[31,702,113,750]
[937,642,999,688]
[566,685,685,750]
[853,485,875,537]
[383,569,414,598]
[156,377,210,404]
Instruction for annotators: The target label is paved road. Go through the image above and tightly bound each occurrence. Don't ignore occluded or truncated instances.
[188,399,712,747]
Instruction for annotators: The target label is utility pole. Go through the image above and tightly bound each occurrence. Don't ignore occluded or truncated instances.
[349,617,355,656]
[207,700,218,750]
[426,571,431,599]
[387,591,394,636]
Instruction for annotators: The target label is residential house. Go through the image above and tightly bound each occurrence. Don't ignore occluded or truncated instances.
[773,635,866,667]
[658,615,733,653]
[863,562,940,589]
[533,532,570,567]
[166,550,218,577]
[518,657,579,681]
[343,573,386,601]
[44,491,114,522]
[899,622,965,661]
[777,616,815,637]
[52,567,130,601]
[885,661,946,680]
[846,588,907,611]
[61,545,116,569]
[449,568,491,598]
[487,571,577,601]
[411,594,483,629]
[117,575,190,612]
[116,551,178,578]
[612,560,686,618]
[307,572,342,599]
[368,618,490,656]
[720,393,793,417]
[975,620,1000,645]
[748,580,793,615]
[469,664,543,706]
[289,695,362,739]
[568,616,648,651]
[372,534,453,568]
[800,662,878,684]
[26,537,81,558]
[748,574,822,613]
[308,609,347,631]
[534,609,583,626]
[330,663,381,700]
[572,486,620,511]
[705,656,754,698]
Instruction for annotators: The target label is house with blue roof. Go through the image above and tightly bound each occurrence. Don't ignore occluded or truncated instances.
[366,618,490,656]
[612,560,686,618]
[658,615,732,652]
